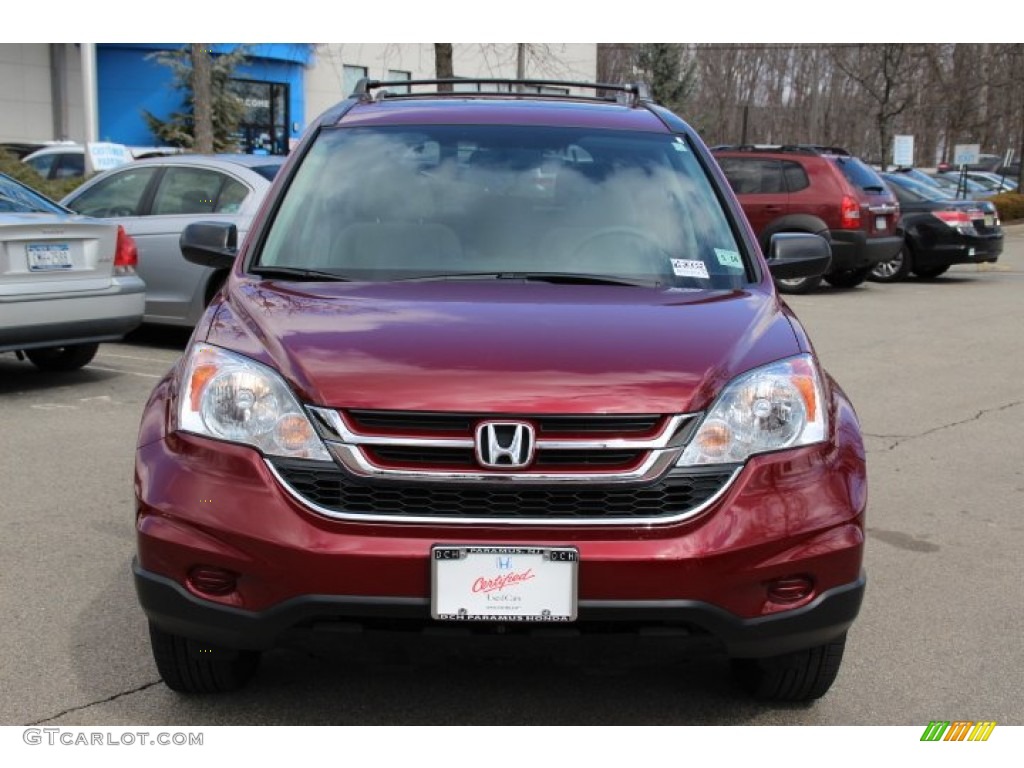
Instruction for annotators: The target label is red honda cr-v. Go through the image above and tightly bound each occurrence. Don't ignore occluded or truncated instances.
[134,79,866,702]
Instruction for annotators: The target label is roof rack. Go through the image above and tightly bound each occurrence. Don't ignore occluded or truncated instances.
[794,144,851,156]
[712,144,851,157]
[350,78,651,106]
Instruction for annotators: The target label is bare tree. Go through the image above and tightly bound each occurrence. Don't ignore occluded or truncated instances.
[829,44,922,164]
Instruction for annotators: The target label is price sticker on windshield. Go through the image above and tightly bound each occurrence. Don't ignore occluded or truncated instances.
[671,259,709,279]
[715,249,743,269]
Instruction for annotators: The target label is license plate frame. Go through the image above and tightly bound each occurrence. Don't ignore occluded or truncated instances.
[27,243,72,271]
[431,545,578,622]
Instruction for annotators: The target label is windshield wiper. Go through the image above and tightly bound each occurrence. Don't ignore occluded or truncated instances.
[249,266,352,282]
[862,185,886,192]
[508,272,661,287]
[395,272,661,287]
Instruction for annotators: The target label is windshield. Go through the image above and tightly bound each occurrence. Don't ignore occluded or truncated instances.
[257,125,748,289]
[884,174,952,202]
[251,164,282,182]
[0,173,66,214]
[898,169,944,189]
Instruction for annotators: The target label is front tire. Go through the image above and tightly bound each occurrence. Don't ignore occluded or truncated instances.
[870,245,914,282]
[824,267,870,289]
[775,275,823,295]
[731,633,847,702]
[149,622,260,693]
[25,343,99,372]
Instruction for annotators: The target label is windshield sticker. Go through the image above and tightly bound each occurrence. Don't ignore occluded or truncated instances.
[672,137,689,152]
[671,259,709,279]
[714,249,744,269]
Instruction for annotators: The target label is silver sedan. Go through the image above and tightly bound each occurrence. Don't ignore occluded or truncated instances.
[0,172,144,371]
[62,154,283,327]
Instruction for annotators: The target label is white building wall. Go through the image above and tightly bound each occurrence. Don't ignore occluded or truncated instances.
[305,43,598,123]
[0,44,84,144]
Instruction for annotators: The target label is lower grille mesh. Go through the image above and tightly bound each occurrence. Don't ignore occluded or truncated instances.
[270,459,733,521]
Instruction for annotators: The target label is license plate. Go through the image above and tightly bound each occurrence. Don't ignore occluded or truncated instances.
[875,216,887,231]
[432,545,578,622]
[27,243,72,271]
[984,215,994,227]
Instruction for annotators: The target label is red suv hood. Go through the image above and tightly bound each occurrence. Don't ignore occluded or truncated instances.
[206,279,801,414]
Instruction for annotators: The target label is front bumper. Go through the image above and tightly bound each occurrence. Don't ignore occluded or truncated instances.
[135,384,867,660]
[135,559,865,658]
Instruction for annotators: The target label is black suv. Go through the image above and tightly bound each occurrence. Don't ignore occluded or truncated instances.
[713,145,902,293]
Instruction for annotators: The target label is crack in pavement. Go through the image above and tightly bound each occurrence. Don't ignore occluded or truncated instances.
[25,681,163,725]
[863,399,1024,452]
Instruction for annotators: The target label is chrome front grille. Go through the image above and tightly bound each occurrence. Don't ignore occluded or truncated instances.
[345,410,666,436]
[306,407,698,484]
[266,408,741,525]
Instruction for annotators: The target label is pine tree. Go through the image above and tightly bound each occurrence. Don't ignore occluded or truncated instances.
[635,44,696,113]
[143,46,247,152]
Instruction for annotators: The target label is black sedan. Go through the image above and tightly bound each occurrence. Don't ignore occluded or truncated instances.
[872,173,1003,282]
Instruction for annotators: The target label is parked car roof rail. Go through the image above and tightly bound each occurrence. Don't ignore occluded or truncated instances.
[712,144,851,156]
[350,77,652,106]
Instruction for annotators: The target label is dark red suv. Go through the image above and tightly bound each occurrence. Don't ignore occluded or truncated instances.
[713,145,902,293]
[134,80,866,702]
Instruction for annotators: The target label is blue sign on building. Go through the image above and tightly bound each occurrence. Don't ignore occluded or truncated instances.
[96,43,314,153]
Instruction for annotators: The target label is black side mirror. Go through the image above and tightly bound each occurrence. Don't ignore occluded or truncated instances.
[767,233,832,280]
[180,222,238,269]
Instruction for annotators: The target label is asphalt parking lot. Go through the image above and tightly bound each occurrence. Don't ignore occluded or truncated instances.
[2,227,1022,726]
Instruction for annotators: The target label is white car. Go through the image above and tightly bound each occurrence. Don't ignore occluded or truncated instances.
[0,172,144,371]
[62,154,283,326]
[964,171,1017,193]
[22,143,181,180]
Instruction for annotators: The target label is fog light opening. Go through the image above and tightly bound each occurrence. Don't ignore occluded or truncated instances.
[766,575,814,604]
[188,565,239,597]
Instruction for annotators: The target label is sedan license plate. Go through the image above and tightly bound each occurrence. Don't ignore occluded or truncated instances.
[27,243,72,271]
[984,214,994,227]
[874,215,887,231]
[432,546,578,622]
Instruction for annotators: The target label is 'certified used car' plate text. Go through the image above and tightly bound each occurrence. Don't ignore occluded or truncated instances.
[432,546,578,622]
[27,243,72,271]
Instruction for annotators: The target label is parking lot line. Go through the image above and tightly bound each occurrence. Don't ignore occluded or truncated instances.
[86,364,163,379]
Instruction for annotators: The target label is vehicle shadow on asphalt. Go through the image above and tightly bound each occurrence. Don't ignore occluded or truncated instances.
[0,361,122,395]
[61,566,818,726]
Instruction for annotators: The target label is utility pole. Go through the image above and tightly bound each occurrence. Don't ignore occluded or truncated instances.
[192,44,214,154]
[516,44,527,92]
[80,43,98,144]
[435,44,454,92]
[1018,44,1024,189]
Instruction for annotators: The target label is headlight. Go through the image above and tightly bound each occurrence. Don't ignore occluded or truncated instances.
[179,343,330,461]
[678,355,826,466]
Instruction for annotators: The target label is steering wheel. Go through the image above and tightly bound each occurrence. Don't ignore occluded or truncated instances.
[568,226,672,279]
[91,206,134,218]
